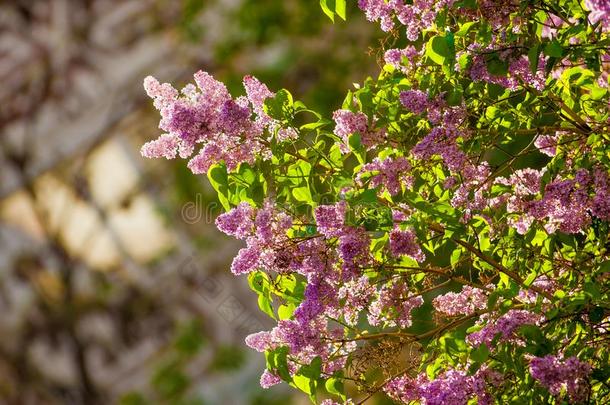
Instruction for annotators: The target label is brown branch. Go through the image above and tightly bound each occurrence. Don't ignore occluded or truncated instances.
[453,239,554,301]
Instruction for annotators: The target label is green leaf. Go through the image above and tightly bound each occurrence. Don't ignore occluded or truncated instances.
[264,89,293,121]
[335,0,346,21]
[207,164,231,211]
[258,294,275,319]
[456,21,477,37]
[470,343,490,362]
[319,0,335,22]
[293,374,313,395]
[528,44,541,74]
[278,303,295,320]
[487,57,508,76]
[426,35,452,66]
[543,40,563,58]
[325,377,345,400]
[292,186,313,202]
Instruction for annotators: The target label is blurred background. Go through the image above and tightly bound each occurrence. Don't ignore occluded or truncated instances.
[0,1,382,404]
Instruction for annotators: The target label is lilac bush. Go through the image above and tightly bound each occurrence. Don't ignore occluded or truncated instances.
[142,0,610,403]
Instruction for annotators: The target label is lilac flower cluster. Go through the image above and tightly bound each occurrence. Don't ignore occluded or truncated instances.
[399,89,429,114]
[409,95,470,173]
[517,276,558,304]
[246,316,356,384]
[338,227,372,276]
[336,276,376,325]
[215,202,293,275]
[389,227,426,263]
[356,156,413,196]
[314,201,347,238]
[368,281,424,328]
[529,355,592,402]
[314,202,374,277]
[586,0,610,30]
[384,367,502,405]
[384,46,419,73]
[498,168,610,234]
[141,72,291,174]
[469,54,547,91]
[467,309,543,347]
[476,0,520,29]
[259,369,282,388]
[526,169,608,234]
[534,133,560,157]
[433,285,488,316]
[412,127,468,172]
[357,0,458,40]
[332,110,385,153]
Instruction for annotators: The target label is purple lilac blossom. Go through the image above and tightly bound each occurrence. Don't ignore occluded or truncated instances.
[433,286,488,316]
[141,72,288,174]
[585,0,610,29]
[368,281,424,328]
[356,156,413,196]
[530,355,592,402]
[399,89,429,114]
[467,309,543,347]
[314,202,347,238]
[332,109,385,153]
[384,367,502,405]
[259,369,282,388]
[534,134,559,157]
[389,227,426,263]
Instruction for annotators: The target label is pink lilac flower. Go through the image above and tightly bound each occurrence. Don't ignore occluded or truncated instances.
[585,0,610,30]
[535,134,559,157]
[368,281,424,328]
[591,167,610,221]
[357,1,458,40]
[333,109,385,153]
[259,369,282,388]
[337,276,376,325]
[392,204,413,222]
[528,171,592,234]
[358,0,395,31]
[314,202,347,238]
[529,355,592,402]
[338,227,371,274]
[231,245,262,275]
[467,309,543,347]
[356,156,413,196]
[245,331,275,352]
[450,162,492,210]
[389,227,426,262]
[383,373,422,403]
[433,286,488,316]
[400,89,429,114]
[294,276,337,324]
[252,317,356,375]
[384,367,502,405]
[215,202,293,275]
[517,276,558,303]
[141,72,289,174]
[496,168,544,234]
[141,133,179,159]
[215,202,255,240]
[477,0,520,29]
[384,46,419,72]
[412,127,468,172]
[469,53,547,91]
[497,168,610,235]
[243,75,274,119]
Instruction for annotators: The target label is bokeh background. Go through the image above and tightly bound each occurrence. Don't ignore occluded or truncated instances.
[0,1,382,404]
